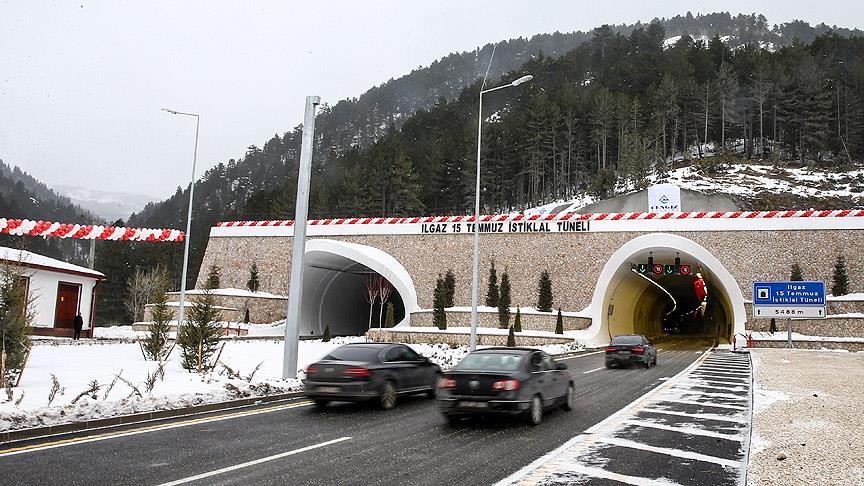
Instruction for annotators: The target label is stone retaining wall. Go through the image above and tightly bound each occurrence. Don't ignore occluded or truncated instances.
[746,307,864,337]
[366,329,573,347]
[409,310,591,332]
[751,340,864,352]
[164,294,286,324]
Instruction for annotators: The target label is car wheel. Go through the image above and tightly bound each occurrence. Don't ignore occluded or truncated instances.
[605,362,613,369]
[653,356,658,366]
[313,399,329,409]
[379,381,397,410]
[527,395,543,426]
[562,383,575,411]
[444,414,460,426]
[645,358,651,369]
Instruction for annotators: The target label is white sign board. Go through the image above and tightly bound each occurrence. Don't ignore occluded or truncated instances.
[647,184,682,212]
[753,306,826,319]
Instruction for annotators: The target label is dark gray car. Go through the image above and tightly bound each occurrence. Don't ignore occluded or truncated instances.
[303,343,441,410]
[436,348,575,425]
[605,334,657,368]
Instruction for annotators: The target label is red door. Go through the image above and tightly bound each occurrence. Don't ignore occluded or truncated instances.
[54,283,81,329]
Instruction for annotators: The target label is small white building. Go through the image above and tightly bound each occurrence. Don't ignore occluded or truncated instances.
[0,247,105,337]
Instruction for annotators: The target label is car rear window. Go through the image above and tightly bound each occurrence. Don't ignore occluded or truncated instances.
[455,353,524,371]
[611,335,643,345]
[324,346,381,362]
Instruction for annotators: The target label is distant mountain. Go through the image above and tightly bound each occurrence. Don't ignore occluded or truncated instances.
[52,184,156,222]
[0,160,94,264]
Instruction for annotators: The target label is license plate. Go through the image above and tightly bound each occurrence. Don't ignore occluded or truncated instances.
[460,401,488,409]
[317,386,341,394]
[618,350,629,354]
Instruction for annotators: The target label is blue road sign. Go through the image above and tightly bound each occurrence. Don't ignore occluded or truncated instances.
[752,281,826,307]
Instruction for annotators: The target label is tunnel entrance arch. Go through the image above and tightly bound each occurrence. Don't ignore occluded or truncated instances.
[299,239,418,337]
[584,234,746,346]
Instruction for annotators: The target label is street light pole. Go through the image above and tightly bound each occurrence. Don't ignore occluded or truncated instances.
[468,74,532,352]
[162,108,200,330]
[282,95,321,379]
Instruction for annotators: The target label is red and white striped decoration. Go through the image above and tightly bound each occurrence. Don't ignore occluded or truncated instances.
[216,209,864,228]
[0,218,184,242]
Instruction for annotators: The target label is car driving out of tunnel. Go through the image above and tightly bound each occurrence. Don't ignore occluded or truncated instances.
[436,348,575,425]
[303,343,441,410]
[605,334,657,368]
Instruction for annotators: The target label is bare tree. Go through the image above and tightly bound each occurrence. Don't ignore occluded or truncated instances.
[364,273,379,331]
[124,266,168,323]
[377,276,392,328]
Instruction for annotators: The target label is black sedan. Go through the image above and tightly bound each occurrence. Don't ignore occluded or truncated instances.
[605,334,658,368]
[436,348,575,425]
[303,342,441,410]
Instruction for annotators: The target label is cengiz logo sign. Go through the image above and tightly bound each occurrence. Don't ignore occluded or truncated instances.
[647,183,682,212]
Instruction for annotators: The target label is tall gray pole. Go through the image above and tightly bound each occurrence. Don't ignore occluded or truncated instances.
[282,95,320,379]
[469,91,483,352]
[176,114,200,329]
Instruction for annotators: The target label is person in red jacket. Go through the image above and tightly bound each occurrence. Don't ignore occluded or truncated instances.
[693,272,708,316]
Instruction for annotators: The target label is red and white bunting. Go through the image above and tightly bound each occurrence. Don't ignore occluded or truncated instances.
[0,218,184,242]
[215,209,864,228]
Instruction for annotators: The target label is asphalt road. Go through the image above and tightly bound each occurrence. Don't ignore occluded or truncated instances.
[0,337,712,486]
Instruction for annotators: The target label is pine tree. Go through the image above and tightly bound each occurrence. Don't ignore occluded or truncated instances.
[498,270,511,329]
[0,264,33,384]
[555,308,564,335]
[506,325,516,347]
[443,269,455,308]
[385,302,395,327]
[513,307,522,333]
[537,270,553,312]
[143,286,173,361]
[790,263,804,281]
[433,276,447,330]
[485,260,499,308]
[206,265,221,290]
[246,263,260,293]
[177,275,223,372]
[832,255,849,296]
[322,325,331,342]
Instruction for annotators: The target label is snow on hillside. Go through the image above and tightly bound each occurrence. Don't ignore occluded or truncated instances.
[524,161,864,216]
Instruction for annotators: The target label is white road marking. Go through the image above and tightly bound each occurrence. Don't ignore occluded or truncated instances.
[558,350,605,360]
[666,388,748,401]
[690,373,749,382]
[654,398,748,411]
[583,367,605,374]
[556,463,684,486]
[698,365,750,372]
[0,400,314,457]
[621,419,742,440]
[639,407,749,424]
[681,381,749,392]
[157,436,352,485]
[597,437,740,468]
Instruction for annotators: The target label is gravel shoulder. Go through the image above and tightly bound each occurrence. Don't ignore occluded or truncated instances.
[748,348,864,485]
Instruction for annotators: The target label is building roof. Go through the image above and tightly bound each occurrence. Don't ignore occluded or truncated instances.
[0,247,106,280]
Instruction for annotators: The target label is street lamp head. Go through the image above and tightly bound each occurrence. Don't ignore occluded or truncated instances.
[511,75,533,87]
[162,108,179,114]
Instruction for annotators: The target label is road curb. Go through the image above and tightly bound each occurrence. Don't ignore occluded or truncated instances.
[0,391,306,445]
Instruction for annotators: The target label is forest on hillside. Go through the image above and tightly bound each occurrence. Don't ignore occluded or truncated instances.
[6,13,863,325]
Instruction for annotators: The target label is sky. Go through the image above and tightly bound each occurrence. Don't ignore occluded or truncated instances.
[1,1,863,202]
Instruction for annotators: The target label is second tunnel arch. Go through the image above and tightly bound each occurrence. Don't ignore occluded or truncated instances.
[583,233,747,346]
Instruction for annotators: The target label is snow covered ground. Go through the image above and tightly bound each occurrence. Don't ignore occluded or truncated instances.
[0,333,583,432]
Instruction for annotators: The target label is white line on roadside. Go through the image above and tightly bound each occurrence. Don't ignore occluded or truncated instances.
[597,437,740,468]
[583,367,605,374]
[556,463,684,486]
[0,400,314,457]
[665,389,748,401]
[639,408,749,424]
[681,381,749,392]
[700,362,750,369]
[653,398,748,411]
[696,368,750,375]
[690,373,749,382]
[621,419,742,440]
[559,350,605,360]
[157,436,352,486]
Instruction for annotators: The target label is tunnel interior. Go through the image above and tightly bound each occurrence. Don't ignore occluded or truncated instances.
[604,248,734,342]
[299,251,404,337]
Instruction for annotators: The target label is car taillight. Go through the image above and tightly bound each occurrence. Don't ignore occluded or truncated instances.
[344,368,371,377]
[306,366,317,374]
[605,347,617,352]
[632,346,645,353]
[438,377,456,389]
[492,380,520,391]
